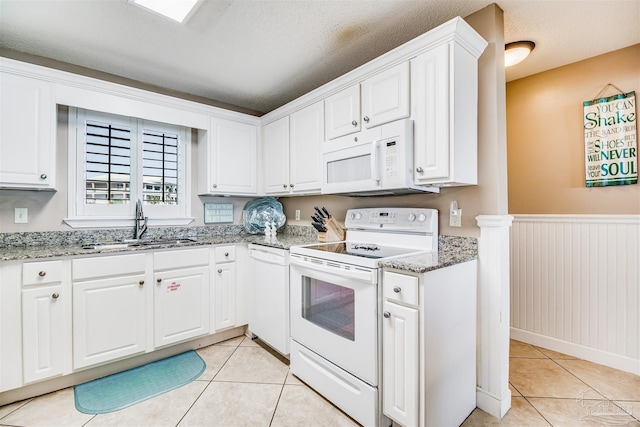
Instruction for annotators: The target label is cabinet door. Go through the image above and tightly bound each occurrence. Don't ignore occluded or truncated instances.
[22,285,65,383]
[73,274,147,369]
[411,43,451,183]
[289,101,323,193]
[207,118,258,195]
[154,266,209,348]
[325,85,360,139]
[0,73,55,189]
[263,117,290,194]
[382,300,419,427]
[361,62,410,129]
[214,262,236,331]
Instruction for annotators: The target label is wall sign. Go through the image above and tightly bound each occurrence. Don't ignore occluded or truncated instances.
[583,91,637,187]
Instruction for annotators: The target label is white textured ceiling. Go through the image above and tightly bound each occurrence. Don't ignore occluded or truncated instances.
[1,0,639,115]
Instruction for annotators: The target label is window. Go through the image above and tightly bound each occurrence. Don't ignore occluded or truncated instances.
[66,108,192,228]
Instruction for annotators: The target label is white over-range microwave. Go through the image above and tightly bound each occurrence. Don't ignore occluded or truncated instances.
[321,119,437,196]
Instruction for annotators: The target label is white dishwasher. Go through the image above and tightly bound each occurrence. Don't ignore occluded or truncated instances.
[247,244,290,356]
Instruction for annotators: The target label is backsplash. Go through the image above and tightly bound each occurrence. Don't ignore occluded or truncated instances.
[0,224,316,248]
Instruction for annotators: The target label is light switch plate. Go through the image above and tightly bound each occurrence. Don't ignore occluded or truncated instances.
[15,208,28,224]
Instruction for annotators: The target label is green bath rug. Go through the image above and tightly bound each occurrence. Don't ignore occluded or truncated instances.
[74,350,205,414]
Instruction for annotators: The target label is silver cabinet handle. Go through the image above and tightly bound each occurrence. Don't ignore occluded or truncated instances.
[213,184,217,188]
[383,311,391,318]
[351,120,358,126]
[139,280,145,286]
[354,137,358,142]
[224,252,229,257]
[363,116,370,122]
[40,174,47,180]
[156,278,162,284]
[38,271,46,277]
[283,184,288,188]
[393,286,401,293]
[218,269,222,273]
[52,293,59,299]
[290,184,294,188]
[416,166,424,173]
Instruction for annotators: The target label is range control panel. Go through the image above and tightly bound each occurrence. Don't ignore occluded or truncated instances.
[344,207,438,232]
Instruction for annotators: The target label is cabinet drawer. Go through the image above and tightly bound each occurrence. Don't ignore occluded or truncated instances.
[73,253,146,280]
[22,260,63,285]
[154,248,209,270]
[383,271,418,306]
[214,245,236,263]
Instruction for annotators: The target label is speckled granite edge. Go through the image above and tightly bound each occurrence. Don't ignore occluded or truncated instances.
[0,224,316,248]
[0,225,319,261]
[379,235,478,273]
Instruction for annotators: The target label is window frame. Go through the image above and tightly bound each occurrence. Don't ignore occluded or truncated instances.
[65,107,193,229]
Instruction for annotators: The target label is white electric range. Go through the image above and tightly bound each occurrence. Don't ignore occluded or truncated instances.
[289,207,438,427]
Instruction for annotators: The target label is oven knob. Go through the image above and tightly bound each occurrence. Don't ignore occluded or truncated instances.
[349,213,355,220]
[353,212,362,220]
[408,213,416,222]
[418,213,427,222]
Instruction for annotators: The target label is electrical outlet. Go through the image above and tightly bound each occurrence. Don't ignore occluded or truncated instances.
[449,201,462,227]
[295,209,301,221]
[15,208,28,224]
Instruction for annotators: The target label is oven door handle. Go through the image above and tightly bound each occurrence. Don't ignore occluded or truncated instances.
[290,256,375,283]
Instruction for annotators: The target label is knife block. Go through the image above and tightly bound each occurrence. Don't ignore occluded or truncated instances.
[317,218,346,242]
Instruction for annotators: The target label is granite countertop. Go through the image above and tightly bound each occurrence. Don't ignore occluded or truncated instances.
[378,236,478,273]
[0,225,319,262]
[0,227,478,273]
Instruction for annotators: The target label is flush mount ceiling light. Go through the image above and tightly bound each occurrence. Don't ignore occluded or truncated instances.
[130,0,201,23]
[505,41,535,67]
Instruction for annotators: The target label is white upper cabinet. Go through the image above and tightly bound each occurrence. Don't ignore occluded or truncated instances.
[262,116,290,195]
[411,41,480,186]
[325,62,410,140]
[361,62,410,129]
[289,101,323,193]
[0,72,56,190]
[199,117,258,195]
[325,85,361,139]
[263,103,323,196]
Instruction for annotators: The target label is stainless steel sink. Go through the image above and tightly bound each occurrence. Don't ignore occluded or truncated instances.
[82,238,197,250]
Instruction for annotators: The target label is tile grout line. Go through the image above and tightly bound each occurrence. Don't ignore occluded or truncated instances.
[174,340,244,426]
[268,379,287,427]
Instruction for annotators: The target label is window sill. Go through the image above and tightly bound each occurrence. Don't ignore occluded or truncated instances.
[63,216,195,229]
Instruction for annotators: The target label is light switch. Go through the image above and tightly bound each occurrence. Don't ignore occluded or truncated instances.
[15,208,28,224]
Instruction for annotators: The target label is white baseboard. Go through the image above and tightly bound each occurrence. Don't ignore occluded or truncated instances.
[511,328,640,375]
[476,386,512,419]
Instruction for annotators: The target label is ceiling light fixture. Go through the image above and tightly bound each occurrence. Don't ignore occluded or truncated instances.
[505,41,535,67]
[130,0,201,23]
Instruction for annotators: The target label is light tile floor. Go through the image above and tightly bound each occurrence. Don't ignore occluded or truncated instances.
[462,340,640,427]
[1,337,639,426]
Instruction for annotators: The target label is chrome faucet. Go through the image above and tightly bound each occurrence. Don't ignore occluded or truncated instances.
[134,199,148,240]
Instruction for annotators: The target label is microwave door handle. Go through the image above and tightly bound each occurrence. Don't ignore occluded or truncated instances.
[371,140,380,183]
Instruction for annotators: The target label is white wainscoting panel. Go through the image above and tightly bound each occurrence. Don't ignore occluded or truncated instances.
[510,215,640,375]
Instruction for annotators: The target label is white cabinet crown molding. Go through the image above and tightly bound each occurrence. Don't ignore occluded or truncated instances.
[260,16,487,125]
[0,57,260,129]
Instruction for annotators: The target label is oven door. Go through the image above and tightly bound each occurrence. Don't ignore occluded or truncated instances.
[290,254,378,386]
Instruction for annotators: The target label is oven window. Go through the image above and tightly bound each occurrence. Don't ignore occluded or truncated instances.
[301,277,355,341]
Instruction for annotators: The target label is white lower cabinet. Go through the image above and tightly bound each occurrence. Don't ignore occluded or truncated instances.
[21,259,69,384]
[72,262,147,370]
[383,261,478,427]
[153,249,210,348]
[213,246,236,331]
[382,273,419,427]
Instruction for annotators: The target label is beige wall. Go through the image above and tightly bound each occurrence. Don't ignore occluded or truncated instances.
[507,44,640,214]
[282,4,508,238]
